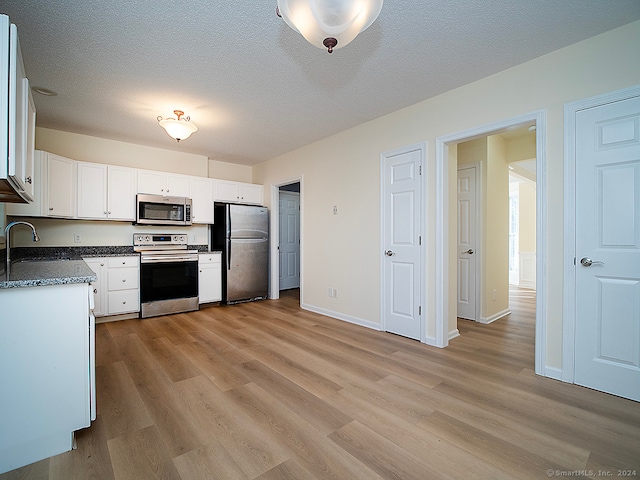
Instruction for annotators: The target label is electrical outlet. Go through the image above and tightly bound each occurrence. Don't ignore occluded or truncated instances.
[492,289,497,301]
[74,233,81,244]
[333,205,338,215]
[333,288,338,298]
[328,287,334,297]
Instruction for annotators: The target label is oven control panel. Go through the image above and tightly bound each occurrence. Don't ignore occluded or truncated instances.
[133,233,188,247]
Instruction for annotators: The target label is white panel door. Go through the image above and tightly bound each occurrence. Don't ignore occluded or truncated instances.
[457,166,478,321]
[574,94,640,401]
[382,147,423,340]
[279,191,300,290]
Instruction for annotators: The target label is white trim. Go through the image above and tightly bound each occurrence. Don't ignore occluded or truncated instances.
[562,84,640,384]
[301,303,381,331]
[269,175,304,302]
[436,110,547,376]
[456,162,483,323]
[518,251,536,290]
[479,308,511,325]
[544,366,564,382]
[448,329,460,341]
[379,142,426,343]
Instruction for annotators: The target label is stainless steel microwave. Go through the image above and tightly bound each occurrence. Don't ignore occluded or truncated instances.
[136,194,192,226]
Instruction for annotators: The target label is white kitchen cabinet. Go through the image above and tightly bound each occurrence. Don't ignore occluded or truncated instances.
[199,252,222,303]
[77,162,137,220]
[0,14,36,203]
[6,151,76,218]
[190,176,215,224]
[83,258,106,316]
[83,256,139,317]
[44,152,77,218]
[215,179,263,205]
[0,282,93,474]
[137,169,191,197]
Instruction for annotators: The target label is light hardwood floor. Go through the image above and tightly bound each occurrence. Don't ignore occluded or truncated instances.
[3,287,639,479]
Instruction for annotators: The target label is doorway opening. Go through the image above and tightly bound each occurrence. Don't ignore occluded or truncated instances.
[436,110,547,376]
[269,177,303,304]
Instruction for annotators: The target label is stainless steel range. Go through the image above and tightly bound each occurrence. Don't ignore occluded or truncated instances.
[133,233,199,318]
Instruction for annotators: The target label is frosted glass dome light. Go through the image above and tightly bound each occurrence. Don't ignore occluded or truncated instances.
[157,110,198,142]
[276,0,384,53]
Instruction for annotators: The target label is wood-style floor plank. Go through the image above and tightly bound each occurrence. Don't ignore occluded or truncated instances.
[2,287,639,480]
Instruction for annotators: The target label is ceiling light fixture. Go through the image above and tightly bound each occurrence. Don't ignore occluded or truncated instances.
[157,110,198,142]
[276,0,383,53]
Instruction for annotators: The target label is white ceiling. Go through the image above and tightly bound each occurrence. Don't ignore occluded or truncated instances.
[4,1,640,166]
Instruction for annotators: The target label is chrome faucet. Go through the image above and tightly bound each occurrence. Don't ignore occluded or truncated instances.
[4,221,40,276]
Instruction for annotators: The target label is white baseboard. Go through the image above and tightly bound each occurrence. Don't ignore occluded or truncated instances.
[448,329,460,340]
[479,308,511,324]
[301,303,381,331]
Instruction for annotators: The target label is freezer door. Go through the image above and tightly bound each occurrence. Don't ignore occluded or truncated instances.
[227,237,269,302]
[230,204,268,238]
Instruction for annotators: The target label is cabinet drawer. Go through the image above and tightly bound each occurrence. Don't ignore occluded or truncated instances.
[199,253,221,264]
[108,256,139,268]
[108,290,139,315]
[108,268,139,291]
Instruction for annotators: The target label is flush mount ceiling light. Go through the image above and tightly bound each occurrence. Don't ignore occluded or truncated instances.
[276,0,383,53]
[157,110,198,142]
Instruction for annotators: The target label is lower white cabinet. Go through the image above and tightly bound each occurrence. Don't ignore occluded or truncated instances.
[199,252,222,303]
[0,282,93,474]
[84,255,140,317]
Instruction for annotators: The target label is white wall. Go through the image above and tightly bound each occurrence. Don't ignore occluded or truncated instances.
[253,20,640,371]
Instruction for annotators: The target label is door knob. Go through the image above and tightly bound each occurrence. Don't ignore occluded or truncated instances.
[462,249,474,255]
[580,257,604,267]
[384,250,395,256]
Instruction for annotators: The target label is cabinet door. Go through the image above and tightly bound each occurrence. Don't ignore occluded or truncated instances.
[83,258,106,317]
[191,177,215,224]
[165,173,190,197]
[199,253,222,303]
[239,183,263,205]
[137,170,164,195]
[107,166,137,220]
[215,180,240,202]
[77,162,107,219]
[46,154,76,217]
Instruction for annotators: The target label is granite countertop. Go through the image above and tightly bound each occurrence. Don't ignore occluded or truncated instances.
[1,259,97,289]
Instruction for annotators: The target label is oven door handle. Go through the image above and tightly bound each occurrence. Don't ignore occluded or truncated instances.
[141,255,198,263]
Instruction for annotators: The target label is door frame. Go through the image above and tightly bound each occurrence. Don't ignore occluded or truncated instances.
[380,142,426,342]
[269,175,304,301]
[562,84,640,384]
[435,110,547,378]
[456,162,482,323]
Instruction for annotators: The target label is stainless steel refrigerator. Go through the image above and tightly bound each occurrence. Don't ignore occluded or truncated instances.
[212,203,269,304]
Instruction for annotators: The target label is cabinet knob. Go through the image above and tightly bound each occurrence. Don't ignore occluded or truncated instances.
[100,263,104,266]
[93,288,97,294]
[49,207,54,211]
[26,176,32,184]
[122,301,126,304]
[122,279,126,282]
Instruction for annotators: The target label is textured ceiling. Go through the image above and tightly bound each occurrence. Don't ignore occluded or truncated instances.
[3,1,640,166]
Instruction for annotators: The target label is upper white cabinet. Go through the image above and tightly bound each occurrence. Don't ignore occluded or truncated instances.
[77,162,137,220]
[44,153,77,218]
[215,180,263,205]
[0,14,36,203]
[6,151,76,218]
[138,169,191,197]
[190,176,215,224]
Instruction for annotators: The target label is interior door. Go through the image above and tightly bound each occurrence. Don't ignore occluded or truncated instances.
[279,191,300,290]
[382,146,423,340]
[574,93,640,401]
[457,166,478,321]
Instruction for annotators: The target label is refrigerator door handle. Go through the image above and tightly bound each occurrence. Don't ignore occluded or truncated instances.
[226,204,232,270]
